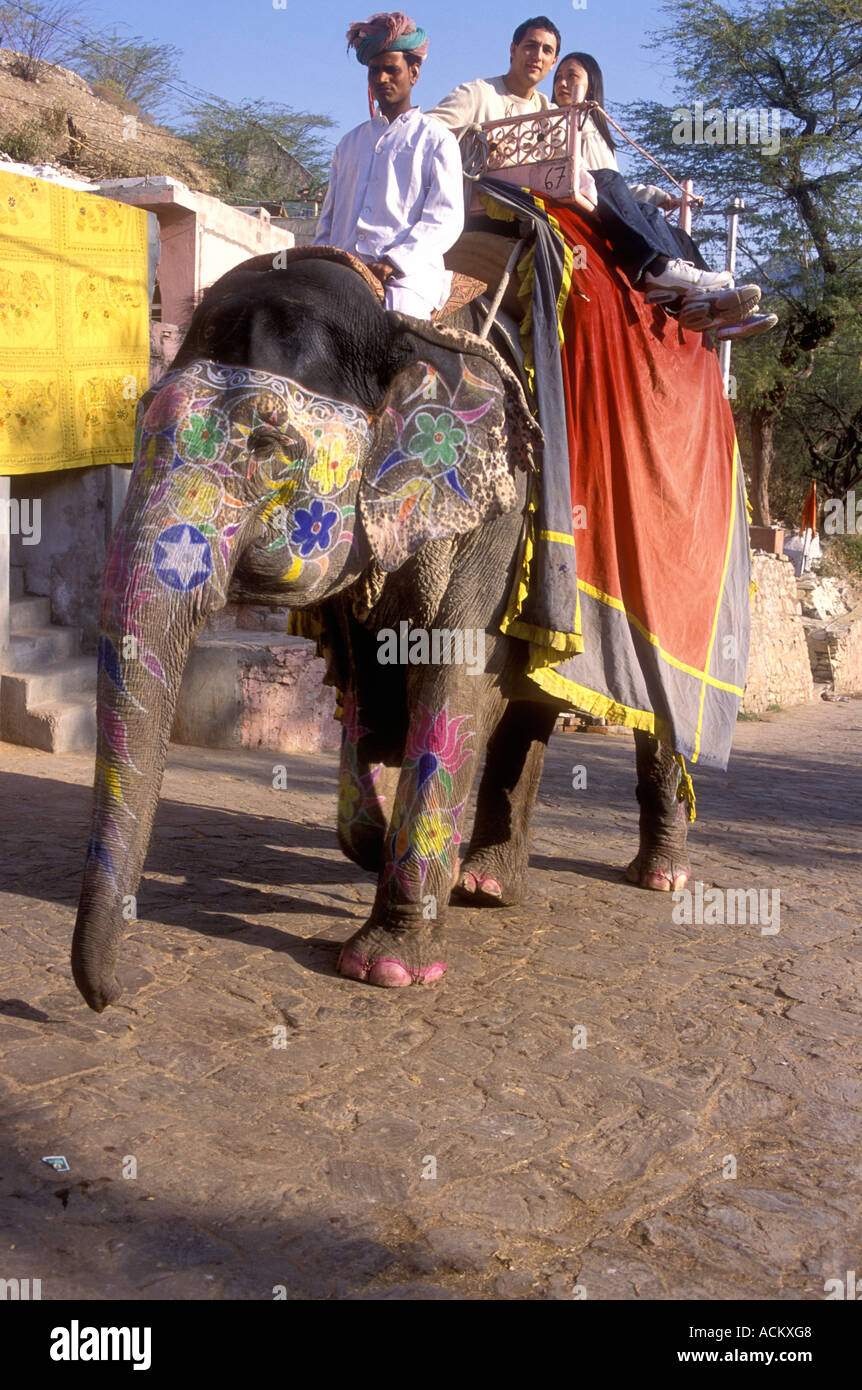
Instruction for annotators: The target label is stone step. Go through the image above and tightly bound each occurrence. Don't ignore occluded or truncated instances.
[173,629,338,754]
[2,656,96,707]
[9,595,51,632]
[1,602,96,752]
[7,625,82,665]
[10,566,26,600]
[7,693,97,753]
[205,602,291,634]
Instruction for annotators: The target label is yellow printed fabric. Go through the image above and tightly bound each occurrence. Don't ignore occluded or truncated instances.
[0,171,149,474]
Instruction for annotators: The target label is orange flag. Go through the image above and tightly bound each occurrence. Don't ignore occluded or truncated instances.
[799,480,817,534]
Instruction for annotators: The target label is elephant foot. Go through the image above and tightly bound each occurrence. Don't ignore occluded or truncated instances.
[337,924,447,988]
[624,852,690,892]
[454,869,503,903]
[451,850,524,906]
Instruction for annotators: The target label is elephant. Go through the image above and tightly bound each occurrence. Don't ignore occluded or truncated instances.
[71,253,691,1013]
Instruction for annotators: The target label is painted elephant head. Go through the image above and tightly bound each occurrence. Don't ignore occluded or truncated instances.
[72,257,541,1011]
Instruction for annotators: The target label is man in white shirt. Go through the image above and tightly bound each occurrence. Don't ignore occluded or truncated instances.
[428,15,561,129]
[313,12,464,320]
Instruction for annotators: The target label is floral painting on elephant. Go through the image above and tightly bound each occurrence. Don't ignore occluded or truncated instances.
[102,361,374,702]
[360,353,522,572]
[383,703,474,903]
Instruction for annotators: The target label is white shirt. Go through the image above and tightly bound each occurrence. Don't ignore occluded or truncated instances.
[313,107,464,312]
[578,111,668,207]
[428,76,551,130]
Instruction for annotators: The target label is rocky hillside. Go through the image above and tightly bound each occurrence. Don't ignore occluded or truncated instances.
[0,48,216,190]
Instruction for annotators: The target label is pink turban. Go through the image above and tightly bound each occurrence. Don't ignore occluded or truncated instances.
[346,12,429,65]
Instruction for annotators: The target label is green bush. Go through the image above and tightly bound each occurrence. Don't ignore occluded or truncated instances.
[0,119,50,163]
[43,104,69,138]
[821,535,862,588]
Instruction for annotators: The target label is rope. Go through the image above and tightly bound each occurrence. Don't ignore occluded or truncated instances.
[479,237,524,339]
[458,123,490,182]
[581,101,704,206]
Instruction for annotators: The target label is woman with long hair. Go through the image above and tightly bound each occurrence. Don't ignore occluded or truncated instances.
[553,52,776,339]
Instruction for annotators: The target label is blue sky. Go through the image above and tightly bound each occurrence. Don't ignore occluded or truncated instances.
[92,0,680,153]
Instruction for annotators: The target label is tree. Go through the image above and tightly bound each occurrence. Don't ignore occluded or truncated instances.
[780,321,862,501]
[176,98,334,205]
[0,0,88,80]
[65,27,183,118]
[617,0,862,524]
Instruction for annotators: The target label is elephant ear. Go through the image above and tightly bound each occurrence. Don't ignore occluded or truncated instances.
[359,317,542,572]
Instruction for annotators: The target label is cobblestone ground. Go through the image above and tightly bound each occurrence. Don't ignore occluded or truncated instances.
[1,699,860,1301]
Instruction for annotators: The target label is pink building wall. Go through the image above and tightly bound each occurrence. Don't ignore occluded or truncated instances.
[98,177,296,333]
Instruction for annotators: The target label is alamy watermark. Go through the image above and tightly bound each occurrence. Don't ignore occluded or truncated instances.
[0,1277,41,1299]
[672,881,780,935]
[377,621,486,676]
[0,497,40,545]
[672,102,781,156]
[824,1269,861,1300]
[823,490,862,534]
[50,1324,151,1370]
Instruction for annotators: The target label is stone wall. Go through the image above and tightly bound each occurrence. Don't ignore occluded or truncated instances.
[10,465,129,650]
[742,552,814,713]
[172,627,340,754]
[803,600,862,695]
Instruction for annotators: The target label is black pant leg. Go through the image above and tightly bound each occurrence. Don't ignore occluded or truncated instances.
[591,168,711,283]
[636,201,711,271]
[591,168,671,284]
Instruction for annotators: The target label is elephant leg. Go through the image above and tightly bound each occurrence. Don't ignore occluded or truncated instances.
[338,669,499,987]
[625,730,691,891]
[337,679,405,875]
[455,699,558,905]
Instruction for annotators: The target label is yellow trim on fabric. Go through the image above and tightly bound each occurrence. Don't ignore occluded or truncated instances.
[526,656,674,737]
[577,578,744,697]
[507,618,580,654]
[500,488,584,657]
[674,754,697,823]
[516,244,539,394]
[477,193,518,224]
[500,490,538,634]
[692,439,740,762]
[531,195,575,346]
[516,190,576,390]
[538,528,575,546]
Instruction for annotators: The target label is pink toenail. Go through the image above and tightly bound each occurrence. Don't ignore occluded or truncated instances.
[339,950,448,986]
[338,948,369,980]
[644,872,671,891]
[418,961,447,982]
[368,958,413,987]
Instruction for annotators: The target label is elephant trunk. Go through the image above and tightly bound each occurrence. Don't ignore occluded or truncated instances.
[72,524,218,1010]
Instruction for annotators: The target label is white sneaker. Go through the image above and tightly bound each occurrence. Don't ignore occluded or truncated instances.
[714,312,778,341]
[678,284,762,333]
[643,258,734,303]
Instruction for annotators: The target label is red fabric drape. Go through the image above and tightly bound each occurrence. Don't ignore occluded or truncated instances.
[548,199,738,669]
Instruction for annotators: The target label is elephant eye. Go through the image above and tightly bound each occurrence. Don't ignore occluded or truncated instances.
[247,425,304,461]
